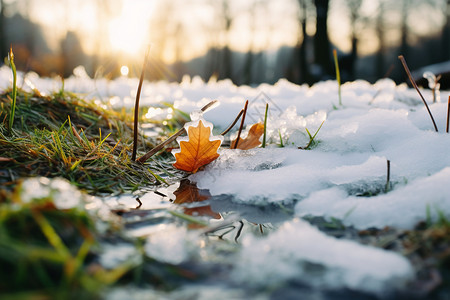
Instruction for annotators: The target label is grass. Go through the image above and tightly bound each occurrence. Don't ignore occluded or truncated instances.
[8,47,17,133]
[333,49,342,106]
[0,87,181,194]
[0,175,199,298]
[0,180,125,298]
[298,120,325,150]
[0,78,209,298]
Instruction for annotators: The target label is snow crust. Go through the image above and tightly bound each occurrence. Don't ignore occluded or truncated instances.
[234,218,413,295]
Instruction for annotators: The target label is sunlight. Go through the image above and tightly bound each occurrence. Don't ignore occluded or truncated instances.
[107,1,153,56]
[120,65,129,76]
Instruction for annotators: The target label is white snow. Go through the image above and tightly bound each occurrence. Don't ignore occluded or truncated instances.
[234,218,413,295]
[144,224,193,265]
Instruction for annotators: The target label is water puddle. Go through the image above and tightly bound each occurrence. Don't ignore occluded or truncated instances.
[106,179,294,242]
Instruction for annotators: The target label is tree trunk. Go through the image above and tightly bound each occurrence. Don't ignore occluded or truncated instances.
[0,0,6,60]
[442,0,450,61]
[299,0,309,83]
[375,1,385,78]
[313,0,331,79]
[220,0,232,81]
[399,0,409,59]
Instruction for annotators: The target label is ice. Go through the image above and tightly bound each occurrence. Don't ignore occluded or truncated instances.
[189,109,204,121]
[233,218,413,295]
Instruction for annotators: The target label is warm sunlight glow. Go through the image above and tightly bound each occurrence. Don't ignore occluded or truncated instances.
[107,2,153,56]
[120,65,129,76]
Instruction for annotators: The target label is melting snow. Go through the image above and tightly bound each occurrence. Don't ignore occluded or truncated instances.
[234,218,413,295]
[4,65,449,295]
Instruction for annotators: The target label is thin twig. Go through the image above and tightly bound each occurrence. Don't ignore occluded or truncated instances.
[132,46,151,161]
[385,159,391,193]
[137,127,186,163]
[135,197,142,209]
[232,100,249,149]
[447,96,450,133]
[221,109,244,136]
[398,55,438,132]
[262,103,269,148]
[136,100,219,163]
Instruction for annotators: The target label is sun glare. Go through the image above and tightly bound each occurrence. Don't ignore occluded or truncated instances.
[120,65,129,76]
[107,2,152,56]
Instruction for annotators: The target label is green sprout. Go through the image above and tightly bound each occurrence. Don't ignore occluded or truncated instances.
[333,49,342,106]
[8,46,17,133]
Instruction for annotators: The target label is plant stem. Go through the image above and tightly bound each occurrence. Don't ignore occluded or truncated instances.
[132,46,151,161]
[262,103,269,148]
[447,96,450,133]
[398,55,438,132]
[333,49,342,106]
[384,159,391,193]
[221,109,244,136]
[385,159,391,193]
[137,100,219,163]
[8,46,17,133]
[232,100,249,149]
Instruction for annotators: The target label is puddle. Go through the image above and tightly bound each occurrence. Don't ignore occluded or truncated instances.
[10,176,418,299]
[108,179,294,241]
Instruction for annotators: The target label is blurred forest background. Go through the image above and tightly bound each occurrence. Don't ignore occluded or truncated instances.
[0,0,449,86]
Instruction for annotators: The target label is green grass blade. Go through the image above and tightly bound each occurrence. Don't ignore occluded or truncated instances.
[333,49,342,106]
[8,47,17,132]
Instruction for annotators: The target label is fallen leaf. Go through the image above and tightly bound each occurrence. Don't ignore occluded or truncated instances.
[231,122,264,150]
[173,118,223,173]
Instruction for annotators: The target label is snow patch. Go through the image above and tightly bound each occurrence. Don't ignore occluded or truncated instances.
[234,218,413,295]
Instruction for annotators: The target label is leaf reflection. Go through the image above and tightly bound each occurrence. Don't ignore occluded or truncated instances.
[173,179,221,225]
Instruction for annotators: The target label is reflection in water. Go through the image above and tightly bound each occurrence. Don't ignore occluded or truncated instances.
[172,179,294,240]
[110,179,294,241]
[173,179,221,222]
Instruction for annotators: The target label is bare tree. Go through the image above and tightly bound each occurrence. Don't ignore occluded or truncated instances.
[442,0,450,61]
[346,0,363,79]
[218,0,233,80]
[290,0,312,84]
[313,0,331,79]
[399,0,409,59]
[241,1,258,85]
[298,0,310,83]
[373,0,386,78]
[0,0,6,60]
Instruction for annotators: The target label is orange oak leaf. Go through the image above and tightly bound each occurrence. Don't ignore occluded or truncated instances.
[231,122,264,150]
[173,118,223,173]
